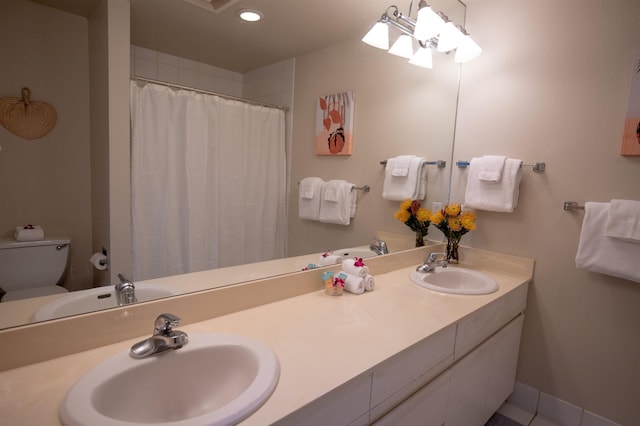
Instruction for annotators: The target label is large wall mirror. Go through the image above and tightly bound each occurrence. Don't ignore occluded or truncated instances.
[0,0,464,330]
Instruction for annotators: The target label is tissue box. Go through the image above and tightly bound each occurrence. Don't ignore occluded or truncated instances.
[14,225,44,242]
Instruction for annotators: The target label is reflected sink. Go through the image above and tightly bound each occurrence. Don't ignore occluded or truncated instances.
[60,332,280,426]
[410,267,498,295]
[30,284,180,322]
[333,247,380,259]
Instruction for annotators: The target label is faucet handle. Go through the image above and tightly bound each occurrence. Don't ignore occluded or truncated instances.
[154,313,181,335]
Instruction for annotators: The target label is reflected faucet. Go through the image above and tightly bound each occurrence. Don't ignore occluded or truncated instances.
[416,251,448,273]
[130,313,189,359]
[370,238,389,255]
[115,273,137,306]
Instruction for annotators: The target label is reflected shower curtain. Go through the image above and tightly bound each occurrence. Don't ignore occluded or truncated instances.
[130,81,286,281]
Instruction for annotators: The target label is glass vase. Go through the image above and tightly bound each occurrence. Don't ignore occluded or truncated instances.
[446,236,460,264]
[415,231,426,247]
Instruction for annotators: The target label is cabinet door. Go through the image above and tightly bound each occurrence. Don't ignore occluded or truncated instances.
[372,370,450,426]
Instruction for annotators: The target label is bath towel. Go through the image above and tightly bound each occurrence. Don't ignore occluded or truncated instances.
[576,202,640,283]
[464,157,523,212]
[318,180,355,225]
[14,225,44,242]
[341,272,366,294]
[476,155,507,182]
[604,199,640,243]
[298,177,324,221]
[342,258,370,277]
[382,156,426,201]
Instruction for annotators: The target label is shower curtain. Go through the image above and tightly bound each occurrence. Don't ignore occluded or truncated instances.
[130,81,286,281]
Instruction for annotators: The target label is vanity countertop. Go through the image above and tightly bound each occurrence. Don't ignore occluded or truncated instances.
[0,248,533,425]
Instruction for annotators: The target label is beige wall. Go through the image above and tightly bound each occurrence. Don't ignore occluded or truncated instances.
[288,37,460,256]
[0,0,93,292]
[452,0,640,424]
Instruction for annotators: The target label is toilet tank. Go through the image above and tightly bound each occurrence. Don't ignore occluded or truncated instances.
[0,237,71,292]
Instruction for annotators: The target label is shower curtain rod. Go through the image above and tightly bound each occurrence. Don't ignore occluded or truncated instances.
[130,76,289,112]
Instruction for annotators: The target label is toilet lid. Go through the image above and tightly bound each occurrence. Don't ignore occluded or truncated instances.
[1,285,68,302]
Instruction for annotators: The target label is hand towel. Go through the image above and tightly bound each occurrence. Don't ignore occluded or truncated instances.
[317,254,343,266]
[464,158,523,212]
[477,155,507,182]
[319,180,355,225]
[415,159,428,200]
[364,274,375,291]
[342,258,369,277]
[391,155,414,177]
[576,202,640,283]
[341,272,365,294]
[14,225,44,242]
[299,177,324,221]
[604,199,640,243]
[382,156,425,201]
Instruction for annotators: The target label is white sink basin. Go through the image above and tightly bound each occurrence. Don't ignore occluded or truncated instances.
[60,332,280,426]
[333,247,380,259]
[30,284,180,322]
[410,267,498,295]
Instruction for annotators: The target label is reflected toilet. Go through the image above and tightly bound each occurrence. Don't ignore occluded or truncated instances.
[0,237,70,302]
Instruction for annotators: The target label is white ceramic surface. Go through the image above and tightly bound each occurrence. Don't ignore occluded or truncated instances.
[410,267,498,295]
[30,284,180,322]
[59,332,280,426]
[333,247,380,259]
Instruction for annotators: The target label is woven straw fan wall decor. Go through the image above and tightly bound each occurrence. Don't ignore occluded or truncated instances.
[0,87,57,140]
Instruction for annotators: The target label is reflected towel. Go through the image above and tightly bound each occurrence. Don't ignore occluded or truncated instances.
[317,254,343,266]
[576,202,640,283]
[341,272,365,294]
[319,180,355,225]
[383,156,425,201]
[391,155,414,177]
[364,274,375,291]
[477,155,507,182]
[604,199,640,243]
[464,158,523,212]
[14,225,44,242]
[342,258,369,277]
[299,177,324,221]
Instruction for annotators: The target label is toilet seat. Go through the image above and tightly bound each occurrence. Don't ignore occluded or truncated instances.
[1,285,68,302]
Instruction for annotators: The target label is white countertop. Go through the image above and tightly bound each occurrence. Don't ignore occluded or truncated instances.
[0,248,533,426]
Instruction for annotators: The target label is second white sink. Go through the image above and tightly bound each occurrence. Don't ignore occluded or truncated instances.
[410,267,498,295]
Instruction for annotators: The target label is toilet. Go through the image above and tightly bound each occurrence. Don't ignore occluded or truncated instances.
[0,236,71,302]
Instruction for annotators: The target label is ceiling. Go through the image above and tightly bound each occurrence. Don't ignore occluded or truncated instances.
[29,0,398,73]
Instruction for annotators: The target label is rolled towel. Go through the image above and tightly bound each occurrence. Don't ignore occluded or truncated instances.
[341,272,365,294]
[364,274,375,291]
[14,225,44,242]
[317,254,343,266]
[342,258,369,277]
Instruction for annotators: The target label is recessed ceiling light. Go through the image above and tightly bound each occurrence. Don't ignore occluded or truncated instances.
[238,9,262,22]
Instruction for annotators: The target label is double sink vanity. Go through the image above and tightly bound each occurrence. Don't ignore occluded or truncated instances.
[0,244,534,425]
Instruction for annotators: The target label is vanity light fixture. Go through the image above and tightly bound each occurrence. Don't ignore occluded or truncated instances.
[238,9,262,22]
[361,0,481,68]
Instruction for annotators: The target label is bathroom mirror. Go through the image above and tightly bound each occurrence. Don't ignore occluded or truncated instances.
[0,0,464,329]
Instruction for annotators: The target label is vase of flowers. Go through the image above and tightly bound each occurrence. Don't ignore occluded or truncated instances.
[394,199,431,247]
[430,203,476,263]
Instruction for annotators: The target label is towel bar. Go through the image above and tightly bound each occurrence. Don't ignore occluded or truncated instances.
[456,160,546,172]
[297,182,370,193]
[563,201,585,211]
[380,160,446,168]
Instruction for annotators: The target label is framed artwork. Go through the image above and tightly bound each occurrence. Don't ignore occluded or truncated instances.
[315,91,354,155]
[621,48,640,156]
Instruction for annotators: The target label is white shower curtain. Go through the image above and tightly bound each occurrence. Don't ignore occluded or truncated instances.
[130,81,286,281]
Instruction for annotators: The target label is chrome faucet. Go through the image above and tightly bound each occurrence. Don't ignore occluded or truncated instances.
[416,251,448,273]
[370,237,389,255]
[130,313,189,359]
[115,273,137,306]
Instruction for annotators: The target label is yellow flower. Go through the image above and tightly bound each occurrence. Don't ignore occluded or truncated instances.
[445,203,461,216]
[400,199,412,211]
[461,212,476,230]
[416,208,431,222]
[430,210,444,225]
[394,209,410,223]
[448,217,462,231]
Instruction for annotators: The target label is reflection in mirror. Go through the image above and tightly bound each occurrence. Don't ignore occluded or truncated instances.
[0,0,464,330]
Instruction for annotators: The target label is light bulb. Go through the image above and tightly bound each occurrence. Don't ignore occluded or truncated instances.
[362,21,390,50]
[409,46,433,69]
[454,35,482,63]
[437,22,464,52]
[413,6,445,41]
[388,35,414,59]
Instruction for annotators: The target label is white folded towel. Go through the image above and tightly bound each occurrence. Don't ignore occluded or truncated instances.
[391,155,414,177]
[364,274,375,291]
[477,155,507,182]
[604,199,640,243]
[317,254,343,266]
[14,225,44,242]
[415,159,428,200]
[299,177,324,221]
[342,258,370,277]
[319,180,355,225]
[464,157,523,212]
[341,272,365,294]
[576,202,640,283]
[383,156,425,201]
